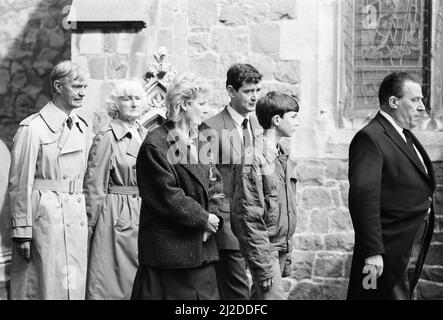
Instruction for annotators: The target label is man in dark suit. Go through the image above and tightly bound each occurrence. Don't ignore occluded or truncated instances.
[347,72,436,300]
[200,63,263,299]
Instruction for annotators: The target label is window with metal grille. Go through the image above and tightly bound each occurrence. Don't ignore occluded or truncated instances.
[341,0,431,128]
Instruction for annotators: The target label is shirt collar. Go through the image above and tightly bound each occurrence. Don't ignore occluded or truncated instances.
[40,102,78,132]
[380,110,405,139]
[227,104,249,128]
[110,119,144,141]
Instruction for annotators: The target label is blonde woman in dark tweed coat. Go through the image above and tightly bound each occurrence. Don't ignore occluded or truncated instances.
[131,73,223,300]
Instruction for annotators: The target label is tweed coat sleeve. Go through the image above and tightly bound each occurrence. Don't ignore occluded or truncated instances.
[137,143,209,229]
[348,130,385,258]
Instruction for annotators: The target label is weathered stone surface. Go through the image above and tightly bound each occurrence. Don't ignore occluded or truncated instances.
[424,244,443,266]
[416,281,443,300]
[274,60,300,84]
[301,187,332,209]
[314,257,344,278]
[188,53,218,79]
[210,27,236,54]
[104,33,118,53]
[157,29,174,55]
[433,161,443,184]
[291,250,315,279]
[324,233,354,251]
[270,0,297,21]
[296,163,325,186]
[248,54,275,81]
[219,3,248,26]
[79,32,103,54]
[330,188,341,207]
[310,209,329,234]
[159,0,179,28]
[326,160,348,181]
[129,53,147,79]
[432,232,443,243]
[421,266,443,282]
[189,0,218,27]
[251,23,280,58]
[339,181,349,208]
[106,55,128,79]
[330,207,353,233]
[295,208,309,233]
[0,69,10,95]
[117,33,135,55]
[294,234,323,251]
[174,13,188,38]
[88,56,105,80]
[188,33,209,54]
[235,35,249,56]
[289,280,348,300]
[434,187,443,217]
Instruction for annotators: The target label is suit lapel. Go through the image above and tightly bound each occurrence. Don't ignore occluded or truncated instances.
[409,132,436,188]
[376,113,431,183]
[221,107,242,158]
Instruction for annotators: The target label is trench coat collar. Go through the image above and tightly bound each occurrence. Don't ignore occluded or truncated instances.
[110,119,147,157]
[40,102,69,133]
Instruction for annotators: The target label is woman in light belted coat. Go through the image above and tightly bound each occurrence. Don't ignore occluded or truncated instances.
[84,81,147,300]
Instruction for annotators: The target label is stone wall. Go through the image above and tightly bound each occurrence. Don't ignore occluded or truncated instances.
[0,0,72,150]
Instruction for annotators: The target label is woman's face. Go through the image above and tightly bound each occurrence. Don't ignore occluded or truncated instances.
[184,92,207,125]
[116,88,144,121]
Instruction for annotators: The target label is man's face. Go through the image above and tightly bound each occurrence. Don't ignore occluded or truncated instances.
[392,80,425,130]
[58,77,88,110]
[276,111,299,138]
[228,81,262,116]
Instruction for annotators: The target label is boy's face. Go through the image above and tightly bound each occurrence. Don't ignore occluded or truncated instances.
[276,111,299,137]
[227,81,262,117]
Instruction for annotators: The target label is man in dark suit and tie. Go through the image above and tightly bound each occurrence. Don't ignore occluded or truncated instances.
[200,63,263,299]
[347,72,436,300]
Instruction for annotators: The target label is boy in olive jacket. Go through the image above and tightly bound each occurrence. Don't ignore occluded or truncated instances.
[231,91,299,300]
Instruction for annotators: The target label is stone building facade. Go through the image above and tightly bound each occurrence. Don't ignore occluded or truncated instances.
[0,0,442,299]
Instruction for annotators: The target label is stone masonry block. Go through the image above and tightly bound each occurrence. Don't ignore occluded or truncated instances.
[270,0,297,21]
[416,281,443,300]
[251,22,280,58]
[189,0,218,27]
[310,209,329,234]
[87,56,105,80]
[274,60,300,84]
[296,162,325,186]
[421,266,443,282]
[301,187,332,209]
[219,3,248,26]
[79,32,103,54]
[324,233,354,252]
[326,160,348,181]
[210,27,236,54]
[294,234,323,251]
[314,257,344,278]
[188,53,218,79]
[248,54,275,81]
[291,250,315,280]
[188,33,209,54]
[330,207,353,233]
[424,244,443,266]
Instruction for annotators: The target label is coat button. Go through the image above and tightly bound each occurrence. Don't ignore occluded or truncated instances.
[80,221,85,227]
[132,194,137,198]
[429,197,432,202]
[63,174,69,180]
[64,197,69,203]
[78,197,82,203]
[66,222,71,227]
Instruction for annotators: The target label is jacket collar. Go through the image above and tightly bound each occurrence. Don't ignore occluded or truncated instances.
[110,119,147,157]
[40,102,71,132]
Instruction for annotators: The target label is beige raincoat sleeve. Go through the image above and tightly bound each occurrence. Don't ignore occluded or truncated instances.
[9,123,40,239]
[231,159,273,282]
[84,131,113,230]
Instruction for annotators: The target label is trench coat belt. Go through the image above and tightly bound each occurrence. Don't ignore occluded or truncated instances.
[108,185,139,196]
[33,179,83,194]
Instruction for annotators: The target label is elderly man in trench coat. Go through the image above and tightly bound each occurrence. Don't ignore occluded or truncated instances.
[8,61,90,300]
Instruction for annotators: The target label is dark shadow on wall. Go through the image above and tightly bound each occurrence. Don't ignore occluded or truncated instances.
[0,0,72,150]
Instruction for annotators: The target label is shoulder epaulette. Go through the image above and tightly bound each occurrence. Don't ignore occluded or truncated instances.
[19,113,40,126]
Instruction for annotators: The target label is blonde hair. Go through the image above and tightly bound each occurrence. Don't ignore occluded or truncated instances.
[107,80,147,119]
[165,73,208,123]
[50,60,89,94]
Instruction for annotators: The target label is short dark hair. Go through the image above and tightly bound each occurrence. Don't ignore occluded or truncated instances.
[226,63,262,91]
[378,72,419,107]
[256,91,299,129]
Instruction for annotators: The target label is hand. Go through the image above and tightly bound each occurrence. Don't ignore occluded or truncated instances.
[202,231,212,242]
[205,213,220,233]
[14,239,31,261]
[259,278,273,292]
[364,255,383,278]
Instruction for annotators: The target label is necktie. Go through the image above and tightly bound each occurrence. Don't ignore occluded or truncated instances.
[403,129,426,173]
[242,118,252,149]
[66,117,73,130]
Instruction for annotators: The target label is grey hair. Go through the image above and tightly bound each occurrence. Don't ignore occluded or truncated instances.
[106,80,147,119]
[50,60,89,94]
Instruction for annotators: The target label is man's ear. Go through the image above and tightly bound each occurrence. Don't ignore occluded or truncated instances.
[226,85,237,98]
[272,115,280,127]
[53,80,62,94]
[388,96,398,110]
